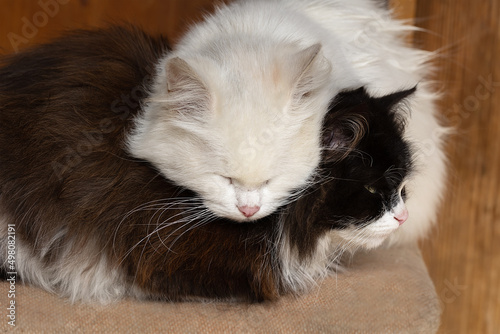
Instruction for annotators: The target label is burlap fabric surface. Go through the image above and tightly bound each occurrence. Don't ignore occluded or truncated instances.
[0,245,440,333]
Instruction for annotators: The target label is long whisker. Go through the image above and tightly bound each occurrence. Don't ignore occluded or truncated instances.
[119,209,208,283]
[166,209,216,250]
[129,207,211,285]
[111,197,205,258]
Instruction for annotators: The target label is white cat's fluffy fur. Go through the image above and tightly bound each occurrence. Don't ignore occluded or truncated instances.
[129,0,446,244]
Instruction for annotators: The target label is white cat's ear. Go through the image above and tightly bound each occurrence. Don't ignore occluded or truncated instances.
[284,44,331,101]
[164,57,210,115]
[165,57,203,92]
[288,43,323,83]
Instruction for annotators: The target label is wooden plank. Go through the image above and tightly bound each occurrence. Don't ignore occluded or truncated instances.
[0,0,223,53]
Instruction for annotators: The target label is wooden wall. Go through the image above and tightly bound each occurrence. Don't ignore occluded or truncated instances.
[415,1,500,333]
[0,0,224,53]
[1,1,498,333]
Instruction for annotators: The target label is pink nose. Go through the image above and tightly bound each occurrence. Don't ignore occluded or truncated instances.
[394,208,409,225]
[238,205,260,218]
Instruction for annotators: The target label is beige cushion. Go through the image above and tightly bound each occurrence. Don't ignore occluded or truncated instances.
[0,245,440,333]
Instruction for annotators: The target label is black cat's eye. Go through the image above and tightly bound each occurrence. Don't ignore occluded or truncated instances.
[364,185,377,194]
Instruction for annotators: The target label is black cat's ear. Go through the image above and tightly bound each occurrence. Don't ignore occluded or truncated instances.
[322,88,371,160]
[322,86,416,160]
[373,86,416,111]
[373,86,416,132]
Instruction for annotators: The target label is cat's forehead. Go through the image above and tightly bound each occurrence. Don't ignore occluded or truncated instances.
[212,69,291,113]
[210,78,311,147]
[208,105,320,183]
[196,40,315,109]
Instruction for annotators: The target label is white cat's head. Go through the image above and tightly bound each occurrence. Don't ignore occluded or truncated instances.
[128,43,333,221]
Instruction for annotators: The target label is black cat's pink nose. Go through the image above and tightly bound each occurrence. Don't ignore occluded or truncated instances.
[394,208,409,225]
[238,205,260,218]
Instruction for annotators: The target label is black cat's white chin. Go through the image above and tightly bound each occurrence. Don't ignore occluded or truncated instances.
[338,201,409,250]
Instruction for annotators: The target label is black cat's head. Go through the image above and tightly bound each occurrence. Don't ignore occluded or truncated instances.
[318,86,415,249]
